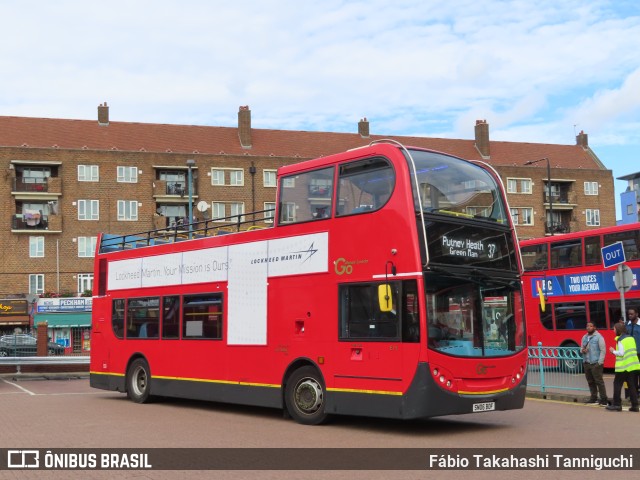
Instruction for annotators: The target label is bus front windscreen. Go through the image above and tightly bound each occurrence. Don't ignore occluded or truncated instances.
[426,276,525,358]
[406,149,508,223]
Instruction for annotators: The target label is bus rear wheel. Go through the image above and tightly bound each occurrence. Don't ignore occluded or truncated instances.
[127,358,153,403]
[561,342,581,374]
[285,366,328,425]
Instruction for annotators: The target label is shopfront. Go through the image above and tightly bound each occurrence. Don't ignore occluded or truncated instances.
[34,297,92,354]
[0,298,30,334]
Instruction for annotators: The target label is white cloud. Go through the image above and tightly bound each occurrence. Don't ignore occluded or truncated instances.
[1,0,640,149]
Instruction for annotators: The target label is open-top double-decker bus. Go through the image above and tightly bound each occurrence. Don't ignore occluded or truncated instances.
[90,140,526,424]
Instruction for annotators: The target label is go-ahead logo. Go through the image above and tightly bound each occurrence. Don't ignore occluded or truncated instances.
[7,450,39,468]
[334,257,369,275]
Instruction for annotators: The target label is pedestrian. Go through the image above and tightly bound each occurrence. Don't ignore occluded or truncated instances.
[606,322,640,412]
[581,321,608,405]
[625,307,640,395]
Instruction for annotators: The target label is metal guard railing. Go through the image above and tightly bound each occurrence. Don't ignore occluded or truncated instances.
[527,342,587,394]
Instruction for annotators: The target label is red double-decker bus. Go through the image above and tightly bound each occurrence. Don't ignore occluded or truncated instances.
[90,140,527,424]
[521,224,640,369]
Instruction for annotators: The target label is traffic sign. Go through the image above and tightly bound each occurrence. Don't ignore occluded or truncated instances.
[602,241,626,269]
[614,264,634,293]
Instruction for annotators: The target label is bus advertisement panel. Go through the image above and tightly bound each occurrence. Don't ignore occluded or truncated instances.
[90,140,527,424]
[521,224,640,369]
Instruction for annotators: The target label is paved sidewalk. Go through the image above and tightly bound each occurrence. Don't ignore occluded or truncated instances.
[526,371,640,406]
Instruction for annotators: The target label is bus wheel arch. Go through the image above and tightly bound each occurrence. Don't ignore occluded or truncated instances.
[282,360,328,425]
[126,355,154,403]
[559,340,581,374]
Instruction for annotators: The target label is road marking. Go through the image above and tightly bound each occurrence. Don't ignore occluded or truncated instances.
[1,378,36,395]
[1,378,116,396]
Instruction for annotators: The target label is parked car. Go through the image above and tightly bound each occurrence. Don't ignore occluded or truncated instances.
[0,334,65,357]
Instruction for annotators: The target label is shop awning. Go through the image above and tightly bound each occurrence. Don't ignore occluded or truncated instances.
[33,313,91,328]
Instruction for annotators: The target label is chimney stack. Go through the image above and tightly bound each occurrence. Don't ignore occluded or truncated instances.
[98,102,109,126]
[474,119,490,158]
[238,105,252,149]
[576,130,588,148]
[358,117,370,138]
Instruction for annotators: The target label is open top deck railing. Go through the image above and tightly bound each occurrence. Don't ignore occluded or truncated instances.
[99,208,275,253]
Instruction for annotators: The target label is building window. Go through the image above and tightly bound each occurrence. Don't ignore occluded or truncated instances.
[510,208,518,225]
[264,202,276,223]
[78,236,97,257]
[584,182,598,195]
[77,274,93,295]
[229,169,244,186]
[117,200,138,221]
[280,203,296,223]
[467,206,490,217]
[117,166,138,183]
[210,168,244,186]
[511,207,533,226]
[628,204,635,215]
[78,165,99,182]
[586,209,601,226]
[520,207,533,225]
[29,274,44,295]
[29,236,44,258]
[211,202,225,222]
[282,177,295,188]
[211,169,225,186]
[506,178,532,194]
[263,170,277,188]
[230,202,245,222]
[21,167,52,179]
[78,200,99,220]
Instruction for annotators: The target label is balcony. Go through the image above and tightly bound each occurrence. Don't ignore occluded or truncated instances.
[308,184,332,198]
[153,180,197,199]
[13,177,48,192]
[12,176,62,196]
[544,191,577,209]
[12,213,49,230]
[544,222,571,235]
[11,213,62,232]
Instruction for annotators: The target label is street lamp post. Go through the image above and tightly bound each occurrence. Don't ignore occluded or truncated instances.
[524,157,553,235]
[186,159,196,240]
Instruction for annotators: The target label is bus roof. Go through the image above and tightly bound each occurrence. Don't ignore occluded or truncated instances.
[520,223,640,246]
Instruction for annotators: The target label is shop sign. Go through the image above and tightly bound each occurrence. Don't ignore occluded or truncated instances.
[0,299,28,316]
[37,297,93,313]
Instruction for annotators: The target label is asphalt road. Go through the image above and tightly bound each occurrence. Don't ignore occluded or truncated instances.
[0,375,634,480]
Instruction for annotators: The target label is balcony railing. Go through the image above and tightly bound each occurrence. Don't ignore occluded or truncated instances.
[13,177,49,193]
[153,180,197,197]
[308,185,332,198]
[544,191,577,204]
[12,214,49,230]
[544,222,570,234]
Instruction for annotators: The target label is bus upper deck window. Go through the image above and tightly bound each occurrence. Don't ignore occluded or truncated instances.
[336,157,394,216]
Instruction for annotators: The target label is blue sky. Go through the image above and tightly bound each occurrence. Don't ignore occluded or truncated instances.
[1,0,639,219]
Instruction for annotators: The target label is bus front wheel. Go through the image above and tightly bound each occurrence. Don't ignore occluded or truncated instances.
[285,366,328,425]
[127,358,153,403]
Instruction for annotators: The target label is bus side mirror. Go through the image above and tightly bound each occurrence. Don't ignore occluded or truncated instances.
[378,284,394,312]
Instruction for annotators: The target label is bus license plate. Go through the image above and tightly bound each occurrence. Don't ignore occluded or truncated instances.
[472,402,495,412]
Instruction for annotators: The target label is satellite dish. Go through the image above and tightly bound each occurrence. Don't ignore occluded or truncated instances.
[196,201,209,212]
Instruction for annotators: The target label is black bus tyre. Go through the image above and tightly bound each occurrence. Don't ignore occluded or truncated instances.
[561,341,580,374]
[285,366,328,425]
[127,358,153,403]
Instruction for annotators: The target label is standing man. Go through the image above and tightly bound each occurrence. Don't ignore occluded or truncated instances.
[625,307,640,395]
[581,321,608,405]
[606,322,640,412]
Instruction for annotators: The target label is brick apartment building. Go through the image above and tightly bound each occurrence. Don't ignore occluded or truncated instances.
[0,104,615,319]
